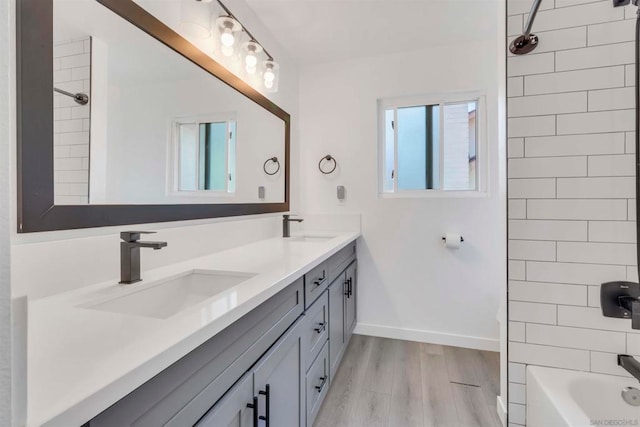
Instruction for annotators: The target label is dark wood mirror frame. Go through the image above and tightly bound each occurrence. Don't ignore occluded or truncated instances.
[16,0,290,233]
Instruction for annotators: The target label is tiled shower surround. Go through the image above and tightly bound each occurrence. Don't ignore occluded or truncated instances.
[53,37,91,205]
[507,0,640,425]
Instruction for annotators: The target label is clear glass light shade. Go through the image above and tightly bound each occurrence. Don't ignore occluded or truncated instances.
[180,0,212,39]
[262,60,279,92]
[242,41,262,75]
[220,29,235,47]
[216,15,241,51]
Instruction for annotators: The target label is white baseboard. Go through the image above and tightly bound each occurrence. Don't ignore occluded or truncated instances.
[353,323,500,352]
[497,395,507,427]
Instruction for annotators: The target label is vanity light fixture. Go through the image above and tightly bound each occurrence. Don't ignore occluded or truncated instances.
[263,59,279,91]
[183,0,280,91]
[243,40,263,74]
[216,15,241,56]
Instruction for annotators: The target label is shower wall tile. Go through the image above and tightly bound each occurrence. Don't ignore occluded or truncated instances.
[556,241,637,265]
[507,52,555,77]
[525,261,626,285]
[508,219,587,241]
[524,66,625,95]
[508,91,587,117]
[526,199,627,220]
[508,178,556,198]
[508,240,556,261]
[508,138,525,157]
[587,154,635,176]
[509,280,587,305]
[508,156,587,178]
[525,133,626,157]
[556,176,635,198]
[508,0,636,423]
[508,77,524,97]
[588,221,636,243]
[53,37,91,205]
[588,18,636,46]
[588,87,635,111]
[556,42,634,71]
[525,324,626,353]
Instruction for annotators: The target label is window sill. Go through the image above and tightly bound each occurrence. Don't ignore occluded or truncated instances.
[378,190,488,199]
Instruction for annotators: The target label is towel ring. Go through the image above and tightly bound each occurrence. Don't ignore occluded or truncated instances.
[263,157,280,176]
[318,155,337,175]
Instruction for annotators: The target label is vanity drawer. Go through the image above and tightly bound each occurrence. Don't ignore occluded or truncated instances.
[305,342,330,427]
[304,261,328,308]
[302,291,329,372]
[328,242,356,284]
[89,278,303,427]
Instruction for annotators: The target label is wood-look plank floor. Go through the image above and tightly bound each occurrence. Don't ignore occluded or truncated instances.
[314,335,501,427]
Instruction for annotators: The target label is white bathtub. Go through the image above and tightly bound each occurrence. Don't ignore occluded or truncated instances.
[527,366,640,427]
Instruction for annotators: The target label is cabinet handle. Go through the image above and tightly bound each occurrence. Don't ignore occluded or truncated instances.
[313,270,326,287]
[247,396,258,427]
[258,384,270,427]
[315,376,328,393]
[343,279,350,296]
[348,278,353,298]
[314,322,327,334]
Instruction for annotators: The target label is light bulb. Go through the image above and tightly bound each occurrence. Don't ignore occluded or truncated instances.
[264,68,275,82]
[221,28,235,47]
[264,79,274,89]
[245,52,257,68]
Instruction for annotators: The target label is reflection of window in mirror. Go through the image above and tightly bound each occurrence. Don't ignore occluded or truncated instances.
[379,93,483,196]
[172,115,237,195]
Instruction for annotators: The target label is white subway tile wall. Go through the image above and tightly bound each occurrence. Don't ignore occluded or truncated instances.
[54,37,90,205]
[507,0,640,424]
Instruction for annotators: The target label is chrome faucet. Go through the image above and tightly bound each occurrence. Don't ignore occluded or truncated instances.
[120,231,167,284]
[282,215,303,238]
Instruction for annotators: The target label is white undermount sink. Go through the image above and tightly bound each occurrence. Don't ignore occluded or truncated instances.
[288,235,335,242]
[81,269,256,319]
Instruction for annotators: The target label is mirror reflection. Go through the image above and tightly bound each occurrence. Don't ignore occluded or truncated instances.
[53,0,286,205]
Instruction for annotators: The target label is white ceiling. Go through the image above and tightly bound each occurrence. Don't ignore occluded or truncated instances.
[245,0,500,65]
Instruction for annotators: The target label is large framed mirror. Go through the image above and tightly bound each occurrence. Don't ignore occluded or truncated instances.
[17,0,290,232]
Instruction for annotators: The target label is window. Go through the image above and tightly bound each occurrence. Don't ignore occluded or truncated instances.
[172,115,236,194]
[379,94,482,195]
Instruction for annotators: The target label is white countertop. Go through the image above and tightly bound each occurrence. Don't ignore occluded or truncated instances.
[27,232,359,427]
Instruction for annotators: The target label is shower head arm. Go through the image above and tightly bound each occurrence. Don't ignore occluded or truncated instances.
[523,0,543,37]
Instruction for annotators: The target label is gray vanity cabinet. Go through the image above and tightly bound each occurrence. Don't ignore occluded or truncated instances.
[344,261,357,345]
[253,317,305,427]
[328,260,357,383]
[195,373,254,427]
[197,318,305,427]
[328,276,346,382]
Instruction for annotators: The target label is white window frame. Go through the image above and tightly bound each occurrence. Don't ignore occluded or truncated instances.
[167,112,237,198]
[377,91,487,198]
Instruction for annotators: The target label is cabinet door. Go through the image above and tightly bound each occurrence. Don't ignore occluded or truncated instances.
[195,373,255,427]
[328,273,346,383]
[253,318,304,427]
[344,261,357,345]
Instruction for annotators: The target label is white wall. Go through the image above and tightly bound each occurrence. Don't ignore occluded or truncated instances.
[506,0,640,425]
[103,76,285,204]
[0,0,12,424]
[299,38,505,351]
